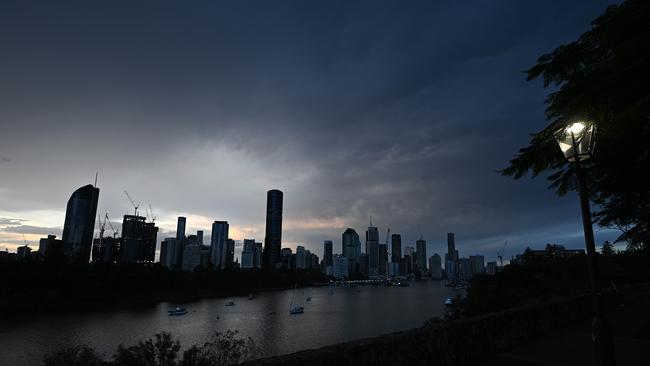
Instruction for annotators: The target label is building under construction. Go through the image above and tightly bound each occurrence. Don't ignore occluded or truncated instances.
[120,215,158,263]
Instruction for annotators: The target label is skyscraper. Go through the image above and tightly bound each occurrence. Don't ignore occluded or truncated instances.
[121,215,158,263]
[262,189,283,269]
[378,244,388,276]
[176,216,186,241]
[197,230,204,245]
[416,238,427,272]
[210,221,229,269]
[447,232,458,279]
[241,239,255,269]
[62,184,99,263]
[390,234,402,262]
[366,224,379,277]
[324,240,333,268]
[296,245,306,269]
[429,253,442,279]
[342,228,361,261]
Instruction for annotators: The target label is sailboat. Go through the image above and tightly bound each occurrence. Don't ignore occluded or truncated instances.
[289,285,304,315]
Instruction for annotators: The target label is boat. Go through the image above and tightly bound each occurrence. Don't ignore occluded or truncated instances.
[168,307,187,316]
[248,293,254,300]
[290,306,304,314]
[289,285,304,315]
[306,296,312,302]
[225,301,235,306]
[444,297,455,306]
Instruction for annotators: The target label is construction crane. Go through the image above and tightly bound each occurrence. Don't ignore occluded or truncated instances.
[124,190,140,216]
[22,234,29,247]
[148,203,156,223]
[497,240,508,269]
[105,213,119,238]
[384,227,391,277]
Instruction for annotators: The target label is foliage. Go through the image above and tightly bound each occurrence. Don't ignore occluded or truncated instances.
[601,240,615,256]
[0,258,327,314]
[44,331,258,366]
[44,345,107,366]
[501,0,650,250]
[464,250,650,316]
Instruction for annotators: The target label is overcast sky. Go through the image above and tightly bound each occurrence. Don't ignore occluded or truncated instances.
[0,0,622,262]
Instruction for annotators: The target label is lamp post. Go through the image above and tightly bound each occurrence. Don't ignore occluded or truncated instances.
[556,121,616,366]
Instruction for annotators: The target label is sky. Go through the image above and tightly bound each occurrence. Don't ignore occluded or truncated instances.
[0,0,623,263]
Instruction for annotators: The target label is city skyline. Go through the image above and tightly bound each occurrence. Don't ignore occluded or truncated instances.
[0,0,622,261]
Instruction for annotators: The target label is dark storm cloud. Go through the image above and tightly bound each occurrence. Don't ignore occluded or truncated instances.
[0,0,619,259]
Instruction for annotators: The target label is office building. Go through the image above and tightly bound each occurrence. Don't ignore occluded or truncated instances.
[342,228,361,273]
[323,240,333,268]
[241,239,256,269]
[296,245,306,269]
[210,220,229,269]
[378,244,388,275]
[262,189,283,269]
[197,230,203,245]
[486,261,498,275]
[445,260,456,279]
[160,238,178,268]
[429,253,442,279]
[39,234,63,258]
[416,238,427,272]
[225,239,235,269]
[62,184,99,263]
[470,255,485,275]
[182,244,202,271]
[404,246,415,275]
[121,215,158,263]
[446,233,458,279]
[366,224,379,277]
[176,216,186,241]
[91,236,120,263]
[391,234,402,262]
[459,257,472,280]
[333,254,349,279]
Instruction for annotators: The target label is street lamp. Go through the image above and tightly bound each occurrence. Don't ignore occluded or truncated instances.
[556,121,615,366]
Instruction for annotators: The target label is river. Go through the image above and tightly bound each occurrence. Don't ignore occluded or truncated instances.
[0,280,455,365]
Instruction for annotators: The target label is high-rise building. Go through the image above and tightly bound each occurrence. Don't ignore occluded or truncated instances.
[447,233,458,279]
[62,184,99,263]
[225,239,235,269]
[486,261,498,275]
[391,234,402,262]
[366,224,379,277]
[378,244,388,276]
[254,241,262,268]
[429,253,442,279]
[459,257,472,280]
[296,245,306,269]
[39,235,63,258]
[404,246,415,275]
[210,221,229,269]
[176,217,186,241]
[197,230,203,245]
[333,254,349,279]
[182,244,202,271]
[92,236,121,263]
[262,189,283,269]
[342,228,361,273]
[121,215,158,263]
[416,238,427,272]
[323,240,333,267]
[241,239,255,269]
[469,255,485,275]
[160,237,178,268]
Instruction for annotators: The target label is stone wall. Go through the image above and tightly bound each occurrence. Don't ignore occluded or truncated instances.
[243,284,650,366]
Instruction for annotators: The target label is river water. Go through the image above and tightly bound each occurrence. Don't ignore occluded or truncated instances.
[0,280,455,365]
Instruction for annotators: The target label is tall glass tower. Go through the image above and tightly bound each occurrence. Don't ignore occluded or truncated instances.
[62,184,99,263]
[262,189,283,269]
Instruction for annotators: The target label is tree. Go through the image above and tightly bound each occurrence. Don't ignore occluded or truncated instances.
[501,0,650,251]
[601,241,615,256]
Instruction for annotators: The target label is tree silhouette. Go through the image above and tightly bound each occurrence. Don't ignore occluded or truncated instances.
[501,0,650,251]
[601,241,615,256]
